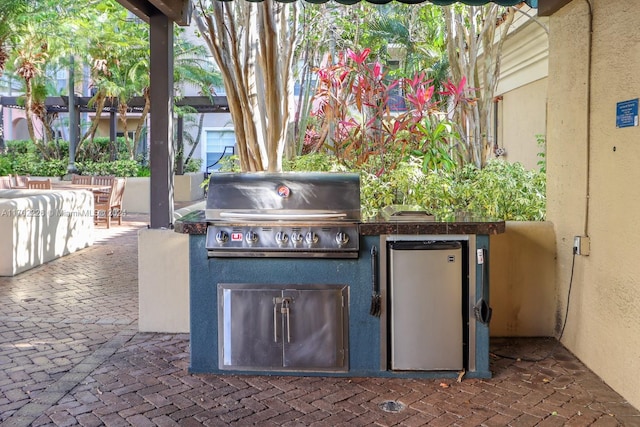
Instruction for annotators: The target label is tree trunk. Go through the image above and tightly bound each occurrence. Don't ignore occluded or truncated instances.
[133,87,151,157]
[184,113,205,166]
[79,90,107,151]
[194,0,299,172]
[444,5,514,168]
[118,103,130,160]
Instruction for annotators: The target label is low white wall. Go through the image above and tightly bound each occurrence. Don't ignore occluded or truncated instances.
[489,221,557,337]
[0,189,94,276]
[122,174,205,214]
[122,177,150,214]
[175,173,205,202]
[138,228,190,332]
[137,203,203,333]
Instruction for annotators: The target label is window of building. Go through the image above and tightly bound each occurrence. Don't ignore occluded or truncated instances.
[202,128,236,172]
[386,60,406,112]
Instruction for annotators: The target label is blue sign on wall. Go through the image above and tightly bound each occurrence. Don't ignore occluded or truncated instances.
[616,99,639,128]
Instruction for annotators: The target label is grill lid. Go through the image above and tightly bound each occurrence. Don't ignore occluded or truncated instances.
[206,172,361,221]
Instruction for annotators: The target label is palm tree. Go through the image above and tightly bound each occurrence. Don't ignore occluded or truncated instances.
[13,24,49,151]
[0,0,28,77]
[172,34,223,173]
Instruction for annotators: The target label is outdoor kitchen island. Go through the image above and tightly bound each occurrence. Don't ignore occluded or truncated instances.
[175,173,505,380]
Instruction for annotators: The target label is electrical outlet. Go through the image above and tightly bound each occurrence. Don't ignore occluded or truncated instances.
[573,236,590,256]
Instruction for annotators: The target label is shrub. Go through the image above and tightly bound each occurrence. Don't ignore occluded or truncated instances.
[78,160,139,177]
[30,159,68,178]
[284,152,546,221]
[5,140,34,155]
[76,137,132,162]
[183,158,202,174]
[283,153,346,172]
[0,156,12,175]
[137,166,151,177]
[10,152,41,175]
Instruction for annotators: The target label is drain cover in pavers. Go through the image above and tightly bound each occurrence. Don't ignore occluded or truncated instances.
[378,400,406,413]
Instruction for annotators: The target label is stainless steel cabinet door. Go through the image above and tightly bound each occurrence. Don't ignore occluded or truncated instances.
[219,287,283,369]
[282,288,346,370]
[218,284,348,372]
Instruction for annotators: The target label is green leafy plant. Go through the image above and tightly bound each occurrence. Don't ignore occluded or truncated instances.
[181,157,202,174]
[137,166,151,177]
[78,160,139,177]
[536,134,546,173]
[0,156,12,175]
[281,151,545,221]
[307,50,468,176]
[29,159,68,178]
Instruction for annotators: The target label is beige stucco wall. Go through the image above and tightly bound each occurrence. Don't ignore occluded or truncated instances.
[122,175,204,214]
[138,228,190,333]
[547,0,640,410]
[499,78,548,171]
[490,221,556,337]
[495,7,549,170]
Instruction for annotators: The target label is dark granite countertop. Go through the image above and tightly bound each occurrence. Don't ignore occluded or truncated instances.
[174,210,506,236]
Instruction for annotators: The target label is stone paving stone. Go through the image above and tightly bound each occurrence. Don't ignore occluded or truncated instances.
[2,214,640,426]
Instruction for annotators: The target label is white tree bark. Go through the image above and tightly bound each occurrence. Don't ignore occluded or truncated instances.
[444,5,514,168]
[194,0,298,172]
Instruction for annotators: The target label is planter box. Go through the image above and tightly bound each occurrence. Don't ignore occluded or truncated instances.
[0,189,94,276]
[174,172,205,202]
[121,177,150,213]
[122,174,205,214]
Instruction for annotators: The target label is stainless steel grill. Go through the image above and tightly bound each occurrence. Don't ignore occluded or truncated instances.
[205,172,361,258]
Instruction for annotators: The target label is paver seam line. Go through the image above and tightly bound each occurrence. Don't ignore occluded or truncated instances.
[0,327,137,427]
[0,316,136,325]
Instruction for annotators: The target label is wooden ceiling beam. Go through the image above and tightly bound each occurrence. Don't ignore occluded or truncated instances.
[538,0,574,16]
[115,0,192,26]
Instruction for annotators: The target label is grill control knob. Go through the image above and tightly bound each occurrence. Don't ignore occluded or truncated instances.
[305,231,319,245]
[245,231,258,244]
[275,231,289,246]
[291,232,304,245]
[215,230,229,244]
[335,231,350,247]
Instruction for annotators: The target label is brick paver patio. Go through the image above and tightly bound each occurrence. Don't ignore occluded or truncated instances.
[1,213,639,426]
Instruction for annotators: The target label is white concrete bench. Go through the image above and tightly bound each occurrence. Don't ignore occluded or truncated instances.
[0,189,94,276]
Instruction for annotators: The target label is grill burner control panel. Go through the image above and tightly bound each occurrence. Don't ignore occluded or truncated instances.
[206,224,360,258]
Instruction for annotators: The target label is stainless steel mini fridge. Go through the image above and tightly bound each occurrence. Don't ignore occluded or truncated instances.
[388,240,463,371]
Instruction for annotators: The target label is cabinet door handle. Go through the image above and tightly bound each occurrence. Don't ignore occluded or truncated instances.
[281,298,291,343]
[273,298,279,343]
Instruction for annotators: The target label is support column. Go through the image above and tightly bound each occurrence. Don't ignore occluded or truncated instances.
[110,106,117,161]
[67,55,79,175]
[0,104,4,153]
[149,13,174,228]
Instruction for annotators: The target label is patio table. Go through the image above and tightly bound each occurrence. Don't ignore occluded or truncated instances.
[52,183,112,194]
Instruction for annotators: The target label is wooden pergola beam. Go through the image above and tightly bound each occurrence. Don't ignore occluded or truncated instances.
[538,0,573,16]
[0,96,230,114]
[115,0,191,26]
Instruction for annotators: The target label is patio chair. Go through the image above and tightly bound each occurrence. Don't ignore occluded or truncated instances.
[92,175,115,197]
[27,178,52,189]
[109,178,126,226]
[0,176,12,189]
[12,174,29,189]
[94,178,125,228]
[92,175,115,187]
[71,174,92,185]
